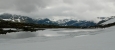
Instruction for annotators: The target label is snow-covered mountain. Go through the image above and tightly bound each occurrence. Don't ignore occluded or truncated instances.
[0,13,25,22]
[0,13,115,27]
[97,16,115,24]
[34,18,97,26]
[0,13,35,23]
[31,16,115,27]
[100,16,115,24]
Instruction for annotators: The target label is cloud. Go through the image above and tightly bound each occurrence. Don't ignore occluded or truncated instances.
[0,0,53,13]
[0,0,115,20]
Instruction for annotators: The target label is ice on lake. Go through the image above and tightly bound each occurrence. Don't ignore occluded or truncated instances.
[0,27,115,50]
[0,28,103,43]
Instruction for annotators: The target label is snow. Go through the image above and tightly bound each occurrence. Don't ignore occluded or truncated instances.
[3,19,12,21]
[0,27,115,50]
[102,18,115,24]
[17,19,21,22]
[3,28,16,30]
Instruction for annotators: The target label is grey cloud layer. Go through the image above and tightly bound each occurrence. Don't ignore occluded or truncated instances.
[0,0,115,20]
[0,0,52,13]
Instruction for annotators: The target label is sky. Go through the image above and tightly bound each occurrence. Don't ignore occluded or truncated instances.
[0,0,115,20]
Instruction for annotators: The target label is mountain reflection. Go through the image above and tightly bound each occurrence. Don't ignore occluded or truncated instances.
[0,29,102,42]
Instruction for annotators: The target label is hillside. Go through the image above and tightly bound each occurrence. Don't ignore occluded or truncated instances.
[101,16,115,24]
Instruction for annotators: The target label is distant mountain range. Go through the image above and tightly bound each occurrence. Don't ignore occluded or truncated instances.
[0,13,115,27]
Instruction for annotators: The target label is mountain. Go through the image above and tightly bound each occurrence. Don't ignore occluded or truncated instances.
[99,16,115,24]
[0,13,35,23]
[0,13,114,27]
[97,16,115,24]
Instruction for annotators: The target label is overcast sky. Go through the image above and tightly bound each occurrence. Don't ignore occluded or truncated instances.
[0,0,115,20]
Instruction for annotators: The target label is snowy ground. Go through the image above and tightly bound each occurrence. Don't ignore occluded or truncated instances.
[0,27,115,50]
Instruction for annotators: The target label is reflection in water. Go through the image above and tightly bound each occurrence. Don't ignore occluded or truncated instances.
[16,32,38,39]
[0,29,103,43]
[0,32,38,39]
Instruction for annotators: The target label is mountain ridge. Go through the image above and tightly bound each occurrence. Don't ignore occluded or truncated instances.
[0,13,114,27]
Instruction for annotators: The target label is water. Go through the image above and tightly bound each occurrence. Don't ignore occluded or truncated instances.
[0,27,115,50]
[0,28,103,43]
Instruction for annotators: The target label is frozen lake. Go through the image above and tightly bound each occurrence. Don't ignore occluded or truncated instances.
[0,28,102,42]
[0,27,115,50]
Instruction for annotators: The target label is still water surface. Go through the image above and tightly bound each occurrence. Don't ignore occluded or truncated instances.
[0,28,103,43]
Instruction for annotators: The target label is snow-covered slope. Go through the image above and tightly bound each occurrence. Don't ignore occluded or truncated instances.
[0,13,26,22]
[3,19,22,22]
[97,16,115,24]
[102,18,115,24]
[55,19,73,24]
[0,27,115,50]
